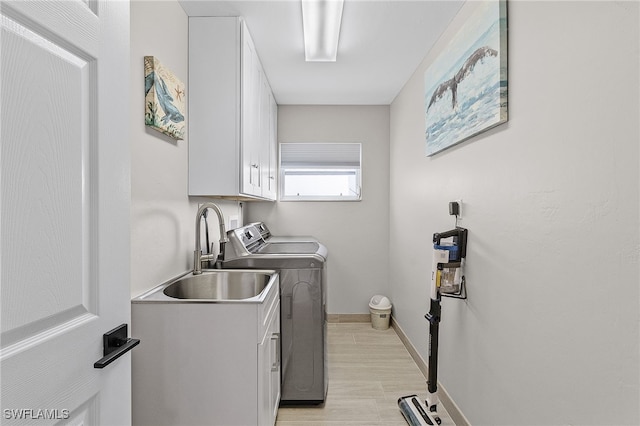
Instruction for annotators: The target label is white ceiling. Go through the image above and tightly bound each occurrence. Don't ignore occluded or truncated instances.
[178,0,464,105]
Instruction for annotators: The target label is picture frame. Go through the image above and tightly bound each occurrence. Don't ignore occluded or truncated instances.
[424,0,508,156]
[144,56,186,140]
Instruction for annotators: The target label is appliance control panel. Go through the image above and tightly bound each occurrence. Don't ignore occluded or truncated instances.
[231,224,265,252]
[249,222,271,240]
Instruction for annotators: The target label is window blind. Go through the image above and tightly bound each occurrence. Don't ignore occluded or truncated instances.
[280,143,361,168]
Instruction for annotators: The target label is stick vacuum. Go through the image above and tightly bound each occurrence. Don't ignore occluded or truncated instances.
[398,227,468,426]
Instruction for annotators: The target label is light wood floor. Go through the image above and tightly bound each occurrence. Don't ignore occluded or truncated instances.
[275,322,455,426]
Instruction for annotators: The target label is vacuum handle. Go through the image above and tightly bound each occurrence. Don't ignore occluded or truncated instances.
[433,227,468,259]
[433,228,460,243]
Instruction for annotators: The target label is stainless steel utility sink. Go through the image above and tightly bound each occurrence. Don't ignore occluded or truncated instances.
[132,269,278,303]
[164,270,270,300]
[164,271,271,300]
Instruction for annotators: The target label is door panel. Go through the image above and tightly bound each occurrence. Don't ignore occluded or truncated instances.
[291,281,314,391]
[1,8,98,344]
[0,1,130,424]
[280,269,323,401]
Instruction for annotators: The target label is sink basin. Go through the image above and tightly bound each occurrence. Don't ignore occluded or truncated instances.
[163,270,272,300]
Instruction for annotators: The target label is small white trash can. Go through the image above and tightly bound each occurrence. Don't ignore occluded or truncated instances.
[369,295,392,330]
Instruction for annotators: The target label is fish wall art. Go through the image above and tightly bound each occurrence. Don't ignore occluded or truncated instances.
[424,0,508,156]
[144,56,185,140]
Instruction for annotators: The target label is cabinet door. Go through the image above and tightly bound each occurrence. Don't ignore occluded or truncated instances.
[241,22,261,196]
[269,306,281,421]
[258,300,280,426]
[260,77,276,200]
[258,324,270,425]
[266,91,278,200]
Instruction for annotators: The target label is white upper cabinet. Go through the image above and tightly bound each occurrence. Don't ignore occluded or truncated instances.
[189,17,277,201]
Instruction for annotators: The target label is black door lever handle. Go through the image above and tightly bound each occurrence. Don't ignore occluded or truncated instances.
[94,324,140,369]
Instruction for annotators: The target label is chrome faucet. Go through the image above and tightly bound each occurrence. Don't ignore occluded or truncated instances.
[193,202,228,274]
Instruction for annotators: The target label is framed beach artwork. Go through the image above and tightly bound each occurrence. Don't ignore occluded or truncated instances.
[424,0,508,156]
[144,56,186,140]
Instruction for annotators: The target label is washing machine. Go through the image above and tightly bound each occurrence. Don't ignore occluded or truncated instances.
[222,223,328,405]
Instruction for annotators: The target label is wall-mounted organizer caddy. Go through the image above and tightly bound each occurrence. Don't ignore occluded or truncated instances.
[432,227,468,299]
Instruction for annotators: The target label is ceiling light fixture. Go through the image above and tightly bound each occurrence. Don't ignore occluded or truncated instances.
[301,0,344,62]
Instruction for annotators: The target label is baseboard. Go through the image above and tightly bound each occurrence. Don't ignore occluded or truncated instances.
[327,313,371,323]
[391,317,470,426]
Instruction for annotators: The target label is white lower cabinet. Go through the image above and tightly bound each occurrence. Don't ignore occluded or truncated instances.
[132,279,281,426]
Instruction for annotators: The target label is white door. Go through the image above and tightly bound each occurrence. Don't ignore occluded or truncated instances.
[1,1,131,425]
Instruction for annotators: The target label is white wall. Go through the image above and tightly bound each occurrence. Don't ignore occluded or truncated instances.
[130,0,241,298]
[246,105,390,314]
[389,1,639,425]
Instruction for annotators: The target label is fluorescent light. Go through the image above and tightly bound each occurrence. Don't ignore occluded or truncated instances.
[301,0,344,62]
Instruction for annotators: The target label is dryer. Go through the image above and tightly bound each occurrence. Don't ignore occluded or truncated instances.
[223,223,328,405]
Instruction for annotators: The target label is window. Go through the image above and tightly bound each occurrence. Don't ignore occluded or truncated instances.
[279,143,362,201]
